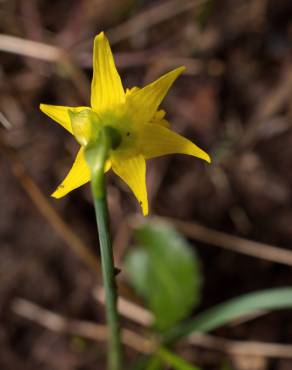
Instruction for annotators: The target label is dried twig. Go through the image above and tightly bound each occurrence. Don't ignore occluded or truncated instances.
[94,286,154,327]
[161,217,292,267]
[0,1,207,64]
[76,0,206,49]
[13,297,292,360]
[0,134,100,273]
[239,67,292,148]
[0,112,12,130]
[0,34,62,61]
[12,298,155,354]
[94,284,292,360]
[107,0,206,45]
[0,34,90,103]
[188,332,292,359]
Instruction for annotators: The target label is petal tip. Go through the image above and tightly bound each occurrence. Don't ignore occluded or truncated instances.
[178,65,186,73]
[139,200,149,216]
[95,31,105,42]
[205,153,211,163]
[51,191,61,199]
[51,185,66,199]
[39,103,46,113]
[174,65,186,77]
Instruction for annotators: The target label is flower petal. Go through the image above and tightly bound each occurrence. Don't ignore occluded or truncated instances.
[139,123,211,163]
[52,147,111,198]
[51,147,90,198]
[40,104,90,134]
[127,66,185,125]
[150,109,170,128]
[91,32,125,112]
[111,154,148,215]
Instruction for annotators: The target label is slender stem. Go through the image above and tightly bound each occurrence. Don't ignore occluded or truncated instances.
[85,126,122,370]
[93,194,122,370]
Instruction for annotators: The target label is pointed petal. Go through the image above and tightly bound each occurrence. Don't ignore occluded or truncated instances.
[91,32,125,112]
[139,123,211,163]
[112,154,148,215]
[127,67,185,125]
[52,147,111,198]
[51,147,90,198]
[40,104,90,134]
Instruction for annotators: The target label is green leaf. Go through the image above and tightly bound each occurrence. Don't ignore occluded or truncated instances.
[129,355,162,370]
[125,221,202,331]
[124,248,149,298]
[157,347,201,370]
[146,356,163,370]
[164,287,292,343]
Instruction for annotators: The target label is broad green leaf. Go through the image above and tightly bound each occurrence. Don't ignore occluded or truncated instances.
[157,348,201,370]
[164,287,292,343]
[125,248,149,298]
[125,221,201,331]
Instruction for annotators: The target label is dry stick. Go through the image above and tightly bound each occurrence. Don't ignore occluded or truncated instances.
[0,31,220,77]
[0,1,206,58]
[0,34,62,61]
[0,0,205,61]
[0,135,100,273]
[0,35,90,103]
[239,67,292,148]
[107,0,206,45]
[11,298,154,355]
[252,68,292,123]
[12,297,292,360]
[0,112,12,130]
[95,287,292,360]
[94,286,154,327]
[0,33,214,74]
[95,283,266,331]
[188,332,292,359]
[162,217,292,267]
[76,0,206,49]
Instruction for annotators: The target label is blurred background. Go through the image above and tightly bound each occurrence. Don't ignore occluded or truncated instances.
[1,0,292,369]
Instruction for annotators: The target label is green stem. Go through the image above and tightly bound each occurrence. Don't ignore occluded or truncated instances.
[85,127,122,370]
[93,195,122,370]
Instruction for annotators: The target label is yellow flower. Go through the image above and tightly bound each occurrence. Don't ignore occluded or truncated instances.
[40,32,210,215]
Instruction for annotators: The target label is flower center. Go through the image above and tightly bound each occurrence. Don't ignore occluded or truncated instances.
[99,108,138,157]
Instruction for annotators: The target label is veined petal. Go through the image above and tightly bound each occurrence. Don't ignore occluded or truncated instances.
[111,154,148,215]
[126,86,170,127]
[40,104,90,134]
[91,32,125,112]
[127,66,185,125]
[139,123,211,163]
[52,147,90,198]
[52,147,111,198]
